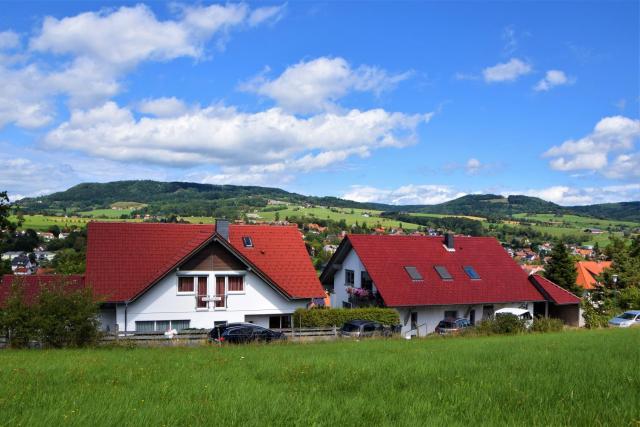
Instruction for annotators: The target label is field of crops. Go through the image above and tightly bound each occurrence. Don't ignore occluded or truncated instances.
[0,329,637,426]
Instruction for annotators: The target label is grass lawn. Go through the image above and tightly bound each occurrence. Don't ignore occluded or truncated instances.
[0,329,638,426]
[77,208,133,218]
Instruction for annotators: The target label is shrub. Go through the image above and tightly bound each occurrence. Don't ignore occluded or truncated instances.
[0,281,37,348]
[293,307,400,327]
[582,303,611,329]
[0,278,100,348]
[36,283,101,348]
[465,315,527,336]
[531,317,564,333]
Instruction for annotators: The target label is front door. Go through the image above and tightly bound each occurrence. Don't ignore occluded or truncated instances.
[470,309,476,325]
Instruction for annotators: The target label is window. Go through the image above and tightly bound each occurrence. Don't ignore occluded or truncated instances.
[345,269,355,285]
[444,310,457,319]
[228,276,244,292]
[434,265,453,280]
[404,266,423,281]
[269,315,291,329]
[135,320,190,332]
[178,276,195,293]
[242,236,253,247]
[215,276,226,308]
[463,266,481,280]
[196,276,208,309]
[361,271,373,290]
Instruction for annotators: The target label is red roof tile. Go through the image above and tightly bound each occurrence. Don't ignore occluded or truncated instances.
[575,261,611,290]
[343,234,546,306]
[85,222,323,302]
[529,274,581,305]
[0,275,86,306]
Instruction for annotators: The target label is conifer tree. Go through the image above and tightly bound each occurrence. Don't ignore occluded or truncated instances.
[545,240,579,294]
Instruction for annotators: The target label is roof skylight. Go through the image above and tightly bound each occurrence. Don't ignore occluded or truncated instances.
[404,266,423,281]
[242,236,253,247]
[434,265,453,280]
[463,266,481,280]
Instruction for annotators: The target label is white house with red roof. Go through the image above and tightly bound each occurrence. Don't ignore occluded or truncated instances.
[321,233,581,336]
[85,220,325,333]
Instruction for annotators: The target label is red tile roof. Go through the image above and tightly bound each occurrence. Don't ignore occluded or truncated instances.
[85,222,323,303]
[0,275,85,306]
[338,234,546,306]
[529,275,581,305]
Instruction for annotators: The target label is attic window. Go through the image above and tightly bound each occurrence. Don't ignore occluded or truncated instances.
[463,266,481,280]
[404,266,423,281]
[242,236,253,247]
[434,265,453,280]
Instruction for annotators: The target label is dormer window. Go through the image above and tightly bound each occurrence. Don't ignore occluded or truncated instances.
[242,236,253,247]
[434,265,453,280]
[404,266,423,281]
[463,266,481,280]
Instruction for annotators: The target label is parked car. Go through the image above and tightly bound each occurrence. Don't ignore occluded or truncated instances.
[340,320,391,338]
[608,310,640,328]
[494,308,534,328]
[209,322,286,344]
[435,318,472,335]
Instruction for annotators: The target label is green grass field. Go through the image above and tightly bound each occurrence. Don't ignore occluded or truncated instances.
[0,329,637,426]
[9,215,141,232]
[77,208,134,218]
[257,206,422,230]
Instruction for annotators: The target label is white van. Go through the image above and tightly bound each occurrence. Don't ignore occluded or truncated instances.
[494,308,534,328]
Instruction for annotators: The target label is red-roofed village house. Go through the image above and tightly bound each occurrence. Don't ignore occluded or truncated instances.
[63,220,323,333]
[321,233,581,336]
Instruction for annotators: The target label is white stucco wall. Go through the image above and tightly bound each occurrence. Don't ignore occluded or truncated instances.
[112,269,309,332]
[396,302,534,336]
[331,248,373,308]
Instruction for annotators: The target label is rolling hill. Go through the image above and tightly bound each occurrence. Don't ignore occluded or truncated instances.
[14,180,640,222]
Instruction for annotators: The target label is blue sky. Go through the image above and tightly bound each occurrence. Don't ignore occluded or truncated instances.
[0,1,638,205]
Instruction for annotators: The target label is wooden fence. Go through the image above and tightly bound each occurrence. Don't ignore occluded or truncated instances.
[0,327,341,348]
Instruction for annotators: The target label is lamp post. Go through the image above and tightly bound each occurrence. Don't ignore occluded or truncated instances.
[612,274,618,310]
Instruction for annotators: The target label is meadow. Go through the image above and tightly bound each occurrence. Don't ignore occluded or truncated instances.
[0,328,637,426]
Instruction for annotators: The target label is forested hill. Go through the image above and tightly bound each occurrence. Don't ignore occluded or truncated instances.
[17,180,388,216]
[15,181,640,222]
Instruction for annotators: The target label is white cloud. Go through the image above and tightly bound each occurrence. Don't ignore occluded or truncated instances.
[137,97,188,117]
[544,116,640,179]
[502,25,518,56]
[0,157,78,198]
[534,70,573,91]
[0,31,20,50]
[342,182,640,207]
[241,56,413,114]
[342,184,467,205]
[483,58,532,83]
[0,3,283,129]
[466,158,482,174]
[248,4,286,27]
[519,184,640,205]
[44,100,432,172]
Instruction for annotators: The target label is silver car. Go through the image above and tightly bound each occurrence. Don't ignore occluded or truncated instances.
[608,310,640,328]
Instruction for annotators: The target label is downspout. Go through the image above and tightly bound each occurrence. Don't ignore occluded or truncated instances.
[124,301,129,335]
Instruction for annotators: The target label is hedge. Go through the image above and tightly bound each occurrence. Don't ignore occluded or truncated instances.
[293,308,400,328]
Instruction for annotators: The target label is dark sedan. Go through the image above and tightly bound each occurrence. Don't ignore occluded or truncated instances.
[209,322,286,344]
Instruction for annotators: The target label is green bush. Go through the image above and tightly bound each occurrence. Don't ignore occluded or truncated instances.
[464,315,527,336]
[582,303,611,329]
[293,307,400,327]
[531,317,564,333]
[0,278,100,348]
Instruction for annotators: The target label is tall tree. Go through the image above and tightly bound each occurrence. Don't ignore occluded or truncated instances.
[0,191,12,230]
[545,240,579,294]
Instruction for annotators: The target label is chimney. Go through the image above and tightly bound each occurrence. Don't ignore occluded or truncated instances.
[216,219,230,241]
[444,233,455,251]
